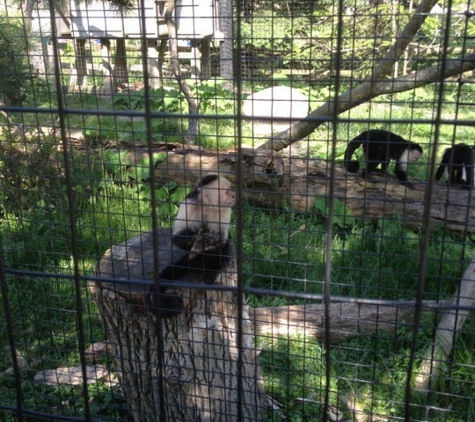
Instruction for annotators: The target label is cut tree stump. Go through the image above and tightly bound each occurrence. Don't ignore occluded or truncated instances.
[92,229,266,422]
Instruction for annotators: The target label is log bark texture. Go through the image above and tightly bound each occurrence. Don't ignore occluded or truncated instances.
[92,229,265,422]
[125,145,475,233]
[251,302,423,345]
[416,253,475,391]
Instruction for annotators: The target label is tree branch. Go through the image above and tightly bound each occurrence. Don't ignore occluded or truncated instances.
[257,0,447,152]
[375,53,475,95]
[163,0,199,145]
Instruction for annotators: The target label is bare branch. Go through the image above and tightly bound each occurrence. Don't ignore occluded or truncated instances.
[257,0,443,152]
[372,0,439,80]
[375,53,475,95]
[163,0,199,144]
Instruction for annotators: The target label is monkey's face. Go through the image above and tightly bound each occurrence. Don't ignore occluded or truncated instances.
[408,148,423,163]
[201,178,236,208]
[217,180,236,207]
[222,187,236,207]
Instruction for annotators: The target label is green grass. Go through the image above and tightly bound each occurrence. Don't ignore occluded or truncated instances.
[260,315,475,421]
[0,80,474,421]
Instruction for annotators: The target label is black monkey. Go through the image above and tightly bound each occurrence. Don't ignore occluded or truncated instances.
[344,129,423,187]
[148,175,236,317]
[435,143,474,188]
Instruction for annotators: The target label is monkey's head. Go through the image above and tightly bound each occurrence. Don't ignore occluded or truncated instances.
[195,175,236,208]
[407,143,423,163]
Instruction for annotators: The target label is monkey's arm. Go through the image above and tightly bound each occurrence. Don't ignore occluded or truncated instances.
[147,235,232,317]
[189,227,229,259]
[172,228,200,251]
[394,163,416,189]
[435,163,446,181]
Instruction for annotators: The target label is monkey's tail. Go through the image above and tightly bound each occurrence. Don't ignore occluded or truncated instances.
[344,139,362,173]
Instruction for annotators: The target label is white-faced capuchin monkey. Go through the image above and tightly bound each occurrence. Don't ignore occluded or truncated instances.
[172,174,235,257]
[344,129,423,188]
[148,175,236,317]
[435,143,475,188]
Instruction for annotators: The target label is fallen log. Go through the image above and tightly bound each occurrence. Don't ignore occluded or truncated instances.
[251,302,422,345]
[92,229,440,352]
[416,253,475,392]
[124,145,475,233]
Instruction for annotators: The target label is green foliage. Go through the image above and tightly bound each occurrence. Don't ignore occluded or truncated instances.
[0,14,31,105]
[112,83,236,116]
[260,302,475,421]
[0,374,127,421]
[239,0,475,79]
[241,207,471,307]
[0,128,74,268]
[260,336,335,421]
[241,14,299,52]
[1,132,474,421]
[193,79,236,114]
[0,35,474,419]
[0,271,125,420]
[130,152,167,182]
[313,196,356,230]
[107,82,236,145]
[102,149,130,181]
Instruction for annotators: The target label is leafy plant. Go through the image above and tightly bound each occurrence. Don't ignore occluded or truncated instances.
[313,196,356,230]
[129,152,167,182]
[0,14,31,105]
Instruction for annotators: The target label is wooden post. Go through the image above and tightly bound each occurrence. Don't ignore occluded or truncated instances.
[92,229,265,422]
[147,40,161,90]
[200,39,211,79]
[74,38,88,89]
[113,38,128,87]
[100,39,113,96]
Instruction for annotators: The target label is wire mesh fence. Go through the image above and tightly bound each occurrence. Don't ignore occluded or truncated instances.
[1,0,475,421]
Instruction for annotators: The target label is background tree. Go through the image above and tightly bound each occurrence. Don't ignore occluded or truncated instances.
[219,0,234,84]
[0,15,30,106]
[257,0,475,152]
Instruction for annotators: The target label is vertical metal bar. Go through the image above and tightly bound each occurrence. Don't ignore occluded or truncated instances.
[46,0,91,419]
[143,1,166,420]
[322,1,345,420]
[404,1,452,420]
[234,0,245,418]
[0,241,23,421]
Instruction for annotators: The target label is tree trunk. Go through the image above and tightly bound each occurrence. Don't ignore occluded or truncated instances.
[147,40,161,90]
[114,38,128,87]
[251,302,435,345]
[157,38,168,86]
[218,0,233,85]
[162,1,199,144]
[74,39,88,89]
[200,39,211,79]
[100,39,113,96]
[256,0,475,152]
[92,229,266,422]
